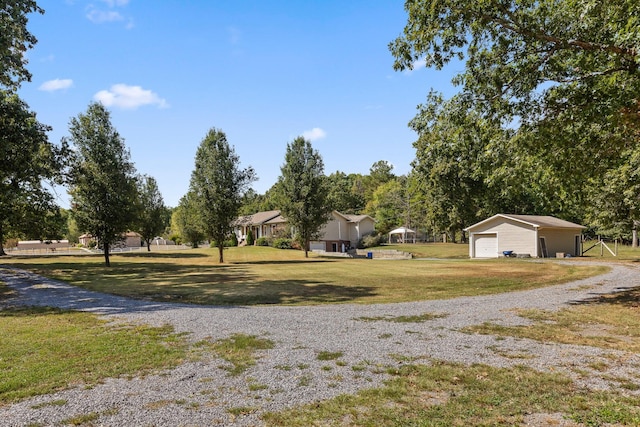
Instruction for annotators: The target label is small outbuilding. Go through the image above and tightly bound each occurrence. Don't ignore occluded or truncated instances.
[465,214,586,258]
[389,227,416,244]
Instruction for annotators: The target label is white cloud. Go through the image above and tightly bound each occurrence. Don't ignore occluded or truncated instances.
[39,79,73,92]
[86,0,132,27]
[94,84,169,109]
[86,9,123,23]
[101,0,129,6]
[302,127,327,141]
[404,58,426,75]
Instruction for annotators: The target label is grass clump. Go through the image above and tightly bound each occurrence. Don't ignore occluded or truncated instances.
[263,361,640,426]
[210,333,274,376]
[465,288,640,353]
[317,351,344,361]
[0,306,187,404]
[357,312,448,323]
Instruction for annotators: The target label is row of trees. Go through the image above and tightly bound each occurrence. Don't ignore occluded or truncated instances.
[173,133,331,262]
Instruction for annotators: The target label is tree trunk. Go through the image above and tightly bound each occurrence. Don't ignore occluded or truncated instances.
[0,224,5,256]
[147,240,151,251]
[304,239,309,258]
[104,243,111,267]
[218,244,224,263]
[633,228,638,248]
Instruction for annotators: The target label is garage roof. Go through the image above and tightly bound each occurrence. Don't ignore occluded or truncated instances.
[465,214,586,231]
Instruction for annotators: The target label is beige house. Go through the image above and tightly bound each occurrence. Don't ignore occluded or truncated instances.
[310,211,376,253]
[234,210,376,252]
[233,210,286,242]
[465,214,585,258]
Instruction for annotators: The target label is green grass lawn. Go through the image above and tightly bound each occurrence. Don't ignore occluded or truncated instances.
[0,246,633,421]
[263,361,640,426]
[2,246,608,306]
[0,303,188,404]
[580,240,640,261]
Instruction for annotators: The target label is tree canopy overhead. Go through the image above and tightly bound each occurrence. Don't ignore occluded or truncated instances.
[390,0,640,118]
[0,0,43,90]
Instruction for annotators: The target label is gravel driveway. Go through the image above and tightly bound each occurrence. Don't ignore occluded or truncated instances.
[1,261,639,426]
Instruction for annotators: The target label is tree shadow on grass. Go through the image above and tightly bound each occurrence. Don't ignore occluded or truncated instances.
[119,252,209,259]
[198,280,378,305]
[231,260,336,266]
[1,262,378,313]
[570,287,640,308]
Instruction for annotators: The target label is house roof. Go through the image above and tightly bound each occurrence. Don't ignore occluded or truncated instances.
[233,210,282,226]
[235,210,376,228]
[466,214,586,231]
[264,214,286,225]
[343,213,374,223]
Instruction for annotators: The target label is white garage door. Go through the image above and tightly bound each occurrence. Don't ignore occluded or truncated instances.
[310,241,325,251]
[474,234,498,258]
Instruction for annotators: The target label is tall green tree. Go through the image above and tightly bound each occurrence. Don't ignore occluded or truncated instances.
[366,179,405,235]
[66,102,139,267]
[586,145,640,245]
[409,92,500,241]
[0,91,66,255]
[188,128,255,263]
[172,191,204,248]
[1,0,43,90]
[277,136,331,257]
[326,171,365,214]
[0,1,68,255]
[391,0,640,235]
[135,175,167,251]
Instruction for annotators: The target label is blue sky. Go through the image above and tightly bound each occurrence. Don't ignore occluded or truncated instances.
[19,0,460,208]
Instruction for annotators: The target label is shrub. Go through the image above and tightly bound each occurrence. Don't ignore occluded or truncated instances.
[358,232,383,249]
[230,233,238,247]
[255,237,270,246]
[273,238,292,249]
[246,229,254,246]
[210,239,235,248]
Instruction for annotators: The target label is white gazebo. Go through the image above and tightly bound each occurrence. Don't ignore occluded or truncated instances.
[389,227,416,244]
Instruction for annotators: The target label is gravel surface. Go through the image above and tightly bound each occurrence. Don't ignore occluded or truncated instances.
[1,261,639,426]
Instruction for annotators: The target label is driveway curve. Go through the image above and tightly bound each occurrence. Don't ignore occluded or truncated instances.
[1,262,639,426]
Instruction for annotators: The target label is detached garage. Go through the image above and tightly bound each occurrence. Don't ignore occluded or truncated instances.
[465,214,586,259]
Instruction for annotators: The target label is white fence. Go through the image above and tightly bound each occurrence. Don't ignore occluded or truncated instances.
[7,244,191,256]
